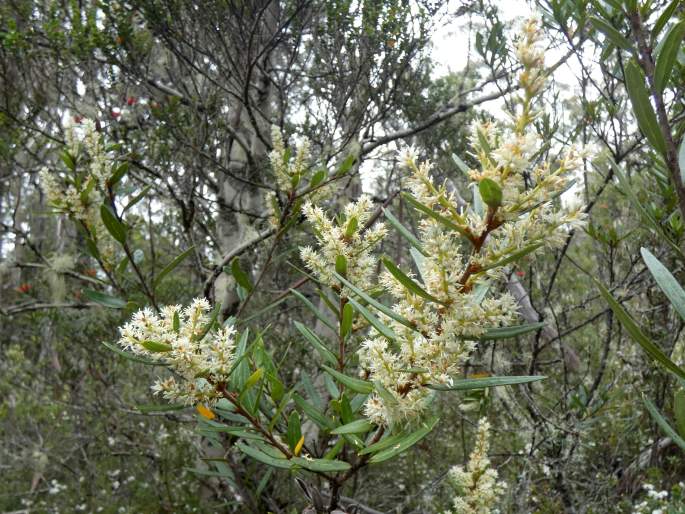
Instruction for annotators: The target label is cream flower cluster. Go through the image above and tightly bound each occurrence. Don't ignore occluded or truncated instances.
[39,119,111,228]
[357,20,585,427]
[300,195,387,291]
[117,298,236,406]
[444,418,504,514]
[269,125,310,192]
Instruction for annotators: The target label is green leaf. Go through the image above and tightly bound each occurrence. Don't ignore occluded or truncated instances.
[60,150,76,171]
[309,169,327,188]
[293,394,335,430]
[123,184,152,213]
[369,415,439,464]
[608,160,685,261]
[230,258,253,292]
[100,341,162,366]
[331,419,375,435]
[589,16,632,51]
[472,322,545,340]
[402,193,472,240]
[290,289,337,333]
[644,397,685,452]
[243,368,264,392]
[675,389,685,438]
[110,162,129,187]
[652,0,681,40]
[680,139,685,184]
[427,375,545,391]
[346,296,397,341]
[100,204,127,245]
[322,365,374,394]
[655,21,685,93]
[624,59,667,155]
[286,411,302,451]
[335,254,348,276]
[340,302,354,338]
[236,441,292,469]
[345,217,358,238]
[641,247,685,322]
[136,403,185,413]
[595,278,685,381]
[359,432,406,455]
[337,153,356,176]
[383,209,426,255]
[481,242,544,271]
[154,246,196,289]
[290,456,351,472]
[381,258,444,304]
[140,340,173,352]
[451,153,471,175]
[83,289,127,308]
[334,272,415,331]
[293,321,338,365]
[478,178,503,208]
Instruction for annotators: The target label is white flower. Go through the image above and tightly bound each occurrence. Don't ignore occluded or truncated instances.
[117,298,237,406]
[444,419,505,514]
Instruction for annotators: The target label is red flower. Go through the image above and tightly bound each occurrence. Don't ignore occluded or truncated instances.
[16,283,31,294]
[126,96,137,106]
[515,270,525,277]
[110,110,121,119]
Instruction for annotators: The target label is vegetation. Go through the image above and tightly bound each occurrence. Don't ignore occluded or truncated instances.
[1,1,685,512]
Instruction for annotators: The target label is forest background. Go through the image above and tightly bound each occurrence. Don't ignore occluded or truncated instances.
[2,0,685,513]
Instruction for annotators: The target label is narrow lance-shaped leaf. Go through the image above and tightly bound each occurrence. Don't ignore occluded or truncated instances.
[427,375,545,391]
[402,192,473,240]
[123,184,152,213]
[290,289,337,332]
[680,139,685,184]
[83,289,127,308]
[236,441,292,469]
[291,456,351,472]
[334,271,415,331]
[154,246,196,289]
[346,296,397,341]
[340,302,354,338]
[383,208,426,255]
[481,242,543,271]
[451,153,471,175]
[589,16,632,51]
[470,322,545,341]
[381,257,444,304]
[607,160,685,261]
[652,0,681,39]
[100,204,127,245]
[293,393,335,430]
[293,320,338,365]
[100,341,163,366]
[643,397,685,452]
[654,21,685,93]
[331,419,375,435]
[322,364,374,394]
[231,258,253,292]
[675,389,685,439]
[141,340,173,352]
[369,415,439,464]
[624,59,667,156]
[640,247,685,322]
[286,411,302,451]
[595,278,685,381]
